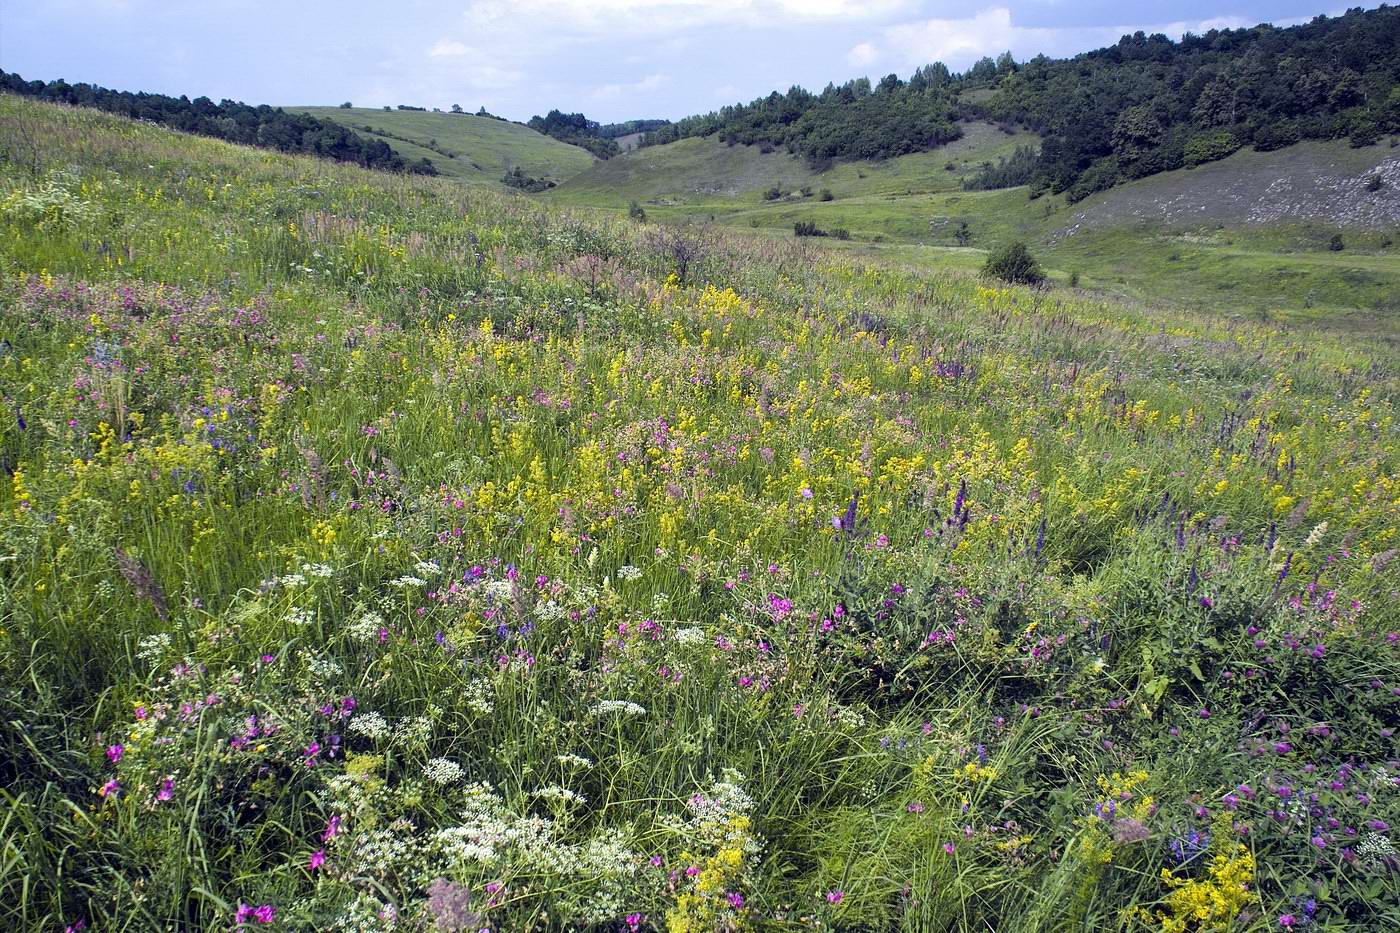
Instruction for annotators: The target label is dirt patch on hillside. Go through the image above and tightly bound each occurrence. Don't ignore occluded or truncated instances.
[1052,142,1400,242]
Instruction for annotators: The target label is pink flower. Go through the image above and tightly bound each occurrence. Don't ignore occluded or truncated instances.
[106,744,124,763]
[156,778,174,802]
[234,903,274,925]
[826,890,845,905]
[942,842,956,855]
[321,814,341,842]
[726,892,744,909]
[625,913,644,932]
[308,849,326,872]
[98,778,120,798]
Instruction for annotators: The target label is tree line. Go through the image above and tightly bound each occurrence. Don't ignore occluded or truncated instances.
[639,6,1400,198]
[978,5,1400,201]
[0,71,438,175]
[527,110,671,159]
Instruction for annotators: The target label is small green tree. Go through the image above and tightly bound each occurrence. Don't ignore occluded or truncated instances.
[627,200,647,222]
[953,221,972,246]
[1329,233,1345,252]
[984,241,1045,285]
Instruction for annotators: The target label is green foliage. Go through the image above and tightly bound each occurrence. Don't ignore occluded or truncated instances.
[527,110,621,159]
[1,93,1398,933]
[963,144,1040,190]
[982,240,1045,284]
[501,166,555,192]
[294,106,594,188]
[983,7,1400,195]
[0,70,430,175]
[642,77,962,163]
[1183,131,1241,168]
[627,199,647,222]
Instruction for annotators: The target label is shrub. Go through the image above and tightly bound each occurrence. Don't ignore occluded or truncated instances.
[819,188,834,201]
[983,241,1045,285]
[763,186,783,201]
[1183,131,1240,167]
[1329,233,1345,251]
[627,200,647,222]
[794,221,827,237]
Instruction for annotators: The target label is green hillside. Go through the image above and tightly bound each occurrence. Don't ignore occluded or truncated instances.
[552,120,1034,206]
[292,106,595,186]
[551,129,1400,329]
[4,92,1400,933]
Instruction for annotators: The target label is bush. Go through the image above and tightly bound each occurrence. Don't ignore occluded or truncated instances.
[831,228,851,240]
[627,200,647,222]
[1329,233,1345,251]
[1252,121,1301,152]
[763,186,783,201]
[794,221,827,237]
[1183,131,1240,167]
[1066,157,1120,203]
[819,188,834,201]
[983,241,1045,285]
[1366,175,1384,192]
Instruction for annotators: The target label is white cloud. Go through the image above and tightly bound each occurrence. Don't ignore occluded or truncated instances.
[593,72,670,99]
[856,7,1267,73]
[429,39,470,58]
[847,41,878,67]
[464,0,908,36]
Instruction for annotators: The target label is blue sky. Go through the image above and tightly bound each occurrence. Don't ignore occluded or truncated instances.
[0,2,1372,123]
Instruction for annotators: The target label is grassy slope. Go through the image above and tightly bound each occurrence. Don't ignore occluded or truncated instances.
[552,127,1400,328]
[2,95,1399,931]
[292,106,595,186]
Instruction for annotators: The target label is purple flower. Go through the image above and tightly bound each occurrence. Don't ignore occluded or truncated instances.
[826,890,845,904]
[106,744,124,763]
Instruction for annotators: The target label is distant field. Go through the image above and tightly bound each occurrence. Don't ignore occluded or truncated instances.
[551,128,1400,327]
[291,106,595,186]
[552,121,1036,207]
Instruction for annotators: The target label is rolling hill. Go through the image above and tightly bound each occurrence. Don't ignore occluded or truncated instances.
[4,91,1399,932]
[291,106,596,186]
[549,125,1400,330]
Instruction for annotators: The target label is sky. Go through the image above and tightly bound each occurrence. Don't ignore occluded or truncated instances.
[0,1,1374,124]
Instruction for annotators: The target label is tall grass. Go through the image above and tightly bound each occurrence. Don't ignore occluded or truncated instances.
[1,95,1397,931]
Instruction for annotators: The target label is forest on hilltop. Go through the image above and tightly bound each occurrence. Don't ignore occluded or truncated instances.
[642,5,1400,200]
[0,70,438,175]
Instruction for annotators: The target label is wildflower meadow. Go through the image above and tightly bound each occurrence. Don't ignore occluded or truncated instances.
[1,95,1398,931]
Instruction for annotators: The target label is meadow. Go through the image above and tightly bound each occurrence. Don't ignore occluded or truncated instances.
[548,129,1400,330]
[1,94,1399,932]
[291,107,595,188]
